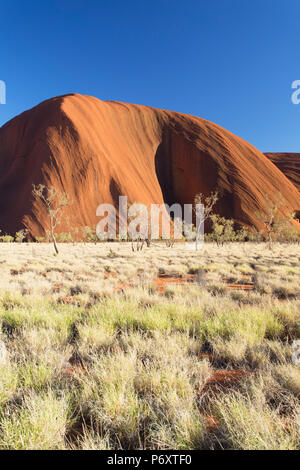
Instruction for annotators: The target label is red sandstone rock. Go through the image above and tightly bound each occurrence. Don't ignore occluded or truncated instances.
[265,153,300,192]
[0,94,299,238]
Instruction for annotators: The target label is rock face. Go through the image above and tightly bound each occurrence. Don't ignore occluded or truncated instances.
[265,153,300,192]
[0,93,299,238]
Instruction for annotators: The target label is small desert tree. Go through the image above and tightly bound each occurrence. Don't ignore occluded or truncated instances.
[257,195,279,248]
[256,193,298,248]
[193,191,218,250]
[126,202,151,252]
[210,214,235,246]
[32,184,72,254]
[165,217,182,248]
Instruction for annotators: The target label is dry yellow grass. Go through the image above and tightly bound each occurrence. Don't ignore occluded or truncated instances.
[0,242,299,299]
[0,241,299,450]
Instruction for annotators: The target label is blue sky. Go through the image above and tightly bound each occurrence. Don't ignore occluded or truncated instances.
[0,0,300,152]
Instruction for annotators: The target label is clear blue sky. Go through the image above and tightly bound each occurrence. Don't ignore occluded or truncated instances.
[1,0,300,152]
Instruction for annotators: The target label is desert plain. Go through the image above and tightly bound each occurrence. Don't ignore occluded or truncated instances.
[0,241,299,450]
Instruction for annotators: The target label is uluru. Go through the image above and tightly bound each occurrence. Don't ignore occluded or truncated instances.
[265,153,300,192]
[0,93,299,239]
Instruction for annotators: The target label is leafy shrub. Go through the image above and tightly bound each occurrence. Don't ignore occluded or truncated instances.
[208,215,247,245]
[81,226,98,243]
[15,229,28,243]
[55,232,74,243]
[0,233,14,243]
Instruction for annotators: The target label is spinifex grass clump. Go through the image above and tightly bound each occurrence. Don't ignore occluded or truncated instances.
[0,242,299,449]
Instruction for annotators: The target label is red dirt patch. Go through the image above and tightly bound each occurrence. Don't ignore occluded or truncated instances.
[203,369,252,393]
[204,414,221,433]
[154,273,196,294]
[198,353,213,361]
[155,273,255,294]
[113,282,134,292]
[104,272,117,278]
[60,296,77,304]
[52,284,63,291]
[62,365,86,377]
[226,283,254,291]
[201,369,253,433]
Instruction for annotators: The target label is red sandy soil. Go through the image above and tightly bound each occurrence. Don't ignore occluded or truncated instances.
[202,369,252,432]
[155,272,255,293]
[52,284,63,292]
[104,272,117,278]
[226,274,254,291]
[265,153,300,193]
[113,282,134,292]
[226,283,254,290]
[198,353,214,361]
[52,272,256,297]
[1,93,299,238]
[203,369,252,393]
[154,273,195,294]
[204,414,221,433]
[62,364,86,377]
[61,296,75,304]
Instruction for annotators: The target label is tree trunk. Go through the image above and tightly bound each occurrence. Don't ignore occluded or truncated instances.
[195,222,203,251]
[50,222,59,254]
[52,233,59,254]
